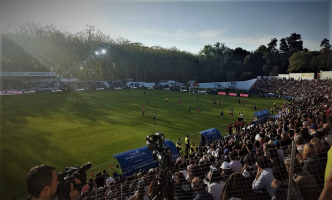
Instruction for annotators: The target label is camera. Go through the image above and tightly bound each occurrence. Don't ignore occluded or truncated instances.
[57,162,92,200]
[146,132,174,200]
[146,132,173,169]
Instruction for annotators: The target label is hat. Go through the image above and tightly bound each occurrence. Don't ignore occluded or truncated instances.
[294,135,305,144]
[220,161,231,170]
[224,149,230,155]
[274,140,280,147]
[311,123,318,130]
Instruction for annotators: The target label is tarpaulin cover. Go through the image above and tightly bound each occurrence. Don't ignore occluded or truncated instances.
[199,128,223,143]
[253,109,271,122]
[113,139,177,176]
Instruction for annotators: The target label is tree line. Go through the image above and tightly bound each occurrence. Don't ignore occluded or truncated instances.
[1,21,331,82]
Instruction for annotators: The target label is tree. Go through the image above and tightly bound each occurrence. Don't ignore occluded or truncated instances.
[320,38,331,52]
[286,33,303,53]
[267,38,278,53]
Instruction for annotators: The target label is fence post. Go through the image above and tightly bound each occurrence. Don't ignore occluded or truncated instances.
[287,141,296,200]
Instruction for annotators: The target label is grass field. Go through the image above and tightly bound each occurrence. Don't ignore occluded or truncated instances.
[0,89,277,199]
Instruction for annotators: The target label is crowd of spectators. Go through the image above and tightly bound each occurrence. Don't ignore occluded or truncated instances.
[76,78,332,200]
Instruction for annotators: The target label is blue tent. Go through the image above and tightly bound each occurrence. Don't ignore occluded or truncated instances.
[199,128,223,144]
[113,139,178,177]
[253,109,271,122]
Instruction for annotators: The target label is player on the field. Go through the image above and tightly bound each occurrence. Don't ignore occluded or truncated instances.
[178,98,181,105]
[237,113,241,121]
[144,90,146,95]
[196,95,199,101]
[227,123,233,135]
[213,100,216,106]
[238,98,241,106]
[147,97,149,105]
[197,105,201,114]
[242,99,245,106]
[142,106,145,116]
[218,99,220,106]
[220,110,224,118]
[210,96,214,101]
[229,109,234,117]
[254,105,257,111]
[188,105,191,114]
[153,111,156,124]
[166,97,169,104]
[240,112,244,121]
[75,99,78,106]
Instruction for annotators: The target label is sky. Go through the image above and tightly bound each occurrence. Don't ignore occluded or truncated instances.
[0,0,331,54]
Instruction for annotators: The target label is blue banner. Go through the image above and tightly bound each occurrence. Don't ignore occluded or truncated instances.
[113,140,177,176]
[199,128,222,142]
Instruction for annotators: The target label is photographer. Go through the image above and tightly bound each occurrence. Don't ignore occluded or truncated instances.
[26,164,81,200]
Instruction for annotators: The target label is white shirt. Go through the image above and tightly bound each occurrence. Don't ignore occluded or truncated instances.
[180,170,188,179]
[252,168,275,197]
[208,182,224,200]
[229,160,242,172]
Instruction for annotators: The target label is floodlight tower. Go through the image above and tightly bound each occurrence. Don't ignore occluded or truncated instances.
[86,25,95,46]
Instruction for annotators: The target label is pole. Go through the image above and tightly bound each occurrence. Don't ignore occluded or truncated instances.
[287,141,296,200]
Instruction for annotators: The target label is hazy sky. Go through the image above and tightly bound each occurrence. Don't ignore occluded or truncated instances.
[0,0,331,54]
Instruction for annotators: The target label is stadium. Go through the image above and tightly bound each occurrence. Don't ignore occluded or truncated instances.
[1,1,332,200]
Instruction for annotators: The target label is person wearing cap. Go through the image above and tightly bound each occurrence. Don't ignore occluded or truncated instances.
[176,138,182,153]
[184,135,190,155]
[310,123,318,136]
[220,162,233,182]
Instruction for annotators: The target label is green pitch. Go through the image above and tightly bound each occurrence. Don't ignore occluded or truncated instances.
[0,89,277,199]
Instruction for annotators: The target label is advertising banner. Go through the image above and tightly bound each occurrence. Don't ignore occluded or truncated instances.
[0,91,6,95]
[218,92,226,95]
[229,93,237,96]
[240,94,249,97]
[113,140,177,176]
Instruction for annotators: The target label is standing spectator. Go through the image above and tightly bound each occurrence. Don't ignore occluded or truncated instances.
[207,170,223,200]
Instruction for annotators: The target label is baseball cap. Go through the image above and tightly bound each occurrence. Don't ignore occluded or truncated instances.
[220,161,231,170]
[224,149,230,155]
[311,123,318,130]
[274,140,280,147]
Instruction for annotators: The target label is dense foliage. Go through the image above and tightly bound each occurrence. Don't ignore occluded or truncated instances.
[1,22,331,82]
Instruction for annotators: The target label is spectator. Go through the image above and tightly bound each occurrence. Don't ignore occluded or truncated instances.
[252,156,274,198]
[174,172,194,200]
[284,158,321,200]
[191,177,214,200]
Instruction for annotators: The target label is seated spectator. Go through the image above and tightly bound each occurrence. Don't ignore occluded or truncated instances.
[229,151,243,172]
[284,158,321,200]
[207,169,223,200]
[174,172,194,200]
[271,163,302,200]
[191,177,214,200]
[252,156,274,198]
